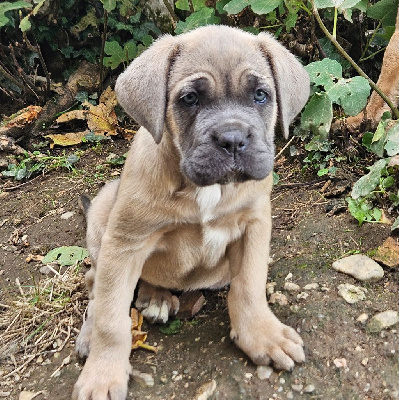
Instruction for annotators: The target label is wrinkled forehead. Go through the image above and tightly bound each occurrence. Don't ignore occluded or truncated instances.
[168,34,274,95]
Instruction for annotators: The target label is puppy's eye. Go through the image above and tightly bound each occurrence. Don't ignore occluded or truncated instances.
[254,89,267,104]
[182,92,199,106]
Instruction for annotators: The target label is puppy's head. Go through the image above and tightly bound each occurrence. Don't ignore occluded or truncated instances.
[115,26,309,186]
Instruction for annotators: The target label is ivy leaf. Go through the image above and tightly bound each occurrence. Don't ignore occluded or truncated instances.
[250,0,282,15]
[223,0,248,14]
[103,40,137,69]
[367,0,398,27]
[42,246,89,266]
[100,0,117,12]
[351,159,388,199]
[305,59,342,91]
[384,121,399,156]
[327,76,370,116]
[159,319,182,335]
[300,92,333,139]
[175,0,207,11]
[175,8,220,34]
[0,1,32,27]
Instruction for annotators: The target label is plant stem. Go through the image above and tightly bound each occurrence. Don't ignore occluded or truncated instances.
[99,9,108,94]
[333,7,337,38]
[163,0,179,28]
[310,0,399,120]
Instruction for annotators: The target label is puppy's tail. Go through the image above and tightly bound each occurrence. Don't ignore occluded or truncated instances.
[78,194,91,218]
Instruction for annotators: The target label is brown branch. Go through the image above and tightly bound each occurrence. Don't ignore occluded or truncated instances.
[163,0,179,28]
[310,0,399,120]
[0,62,25,92]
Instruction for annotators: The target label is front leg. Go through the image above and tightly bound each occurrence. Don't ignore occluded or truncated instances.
[72,234,152,400]
[227,200,305,371]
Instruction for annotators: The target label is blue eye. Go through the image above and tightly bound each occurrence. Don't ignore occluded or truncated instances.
[182,92,199,106]
[254,89,267,104]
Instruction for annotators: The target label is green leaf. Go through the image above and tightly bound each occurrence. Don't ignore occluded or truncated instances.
[175,0,207,11]
[223,0,249,14]
[315,0,361,8]
[159,319,182,335]
[272,171,279,185]
[391,216,399,231]
[367,0,399,27]
[42,246,89,266]
[351,159,388,199]
[318,38,351,71]
[300,92,333,139]
[216,0,230,14]
[250,0,282,15]
[305,59,342,91]
[175,8,220,34]
[101,0,117,12]
[19,14,31,31]
[385,121,399,156]
[327,76,370,116]
[0,1,32,28]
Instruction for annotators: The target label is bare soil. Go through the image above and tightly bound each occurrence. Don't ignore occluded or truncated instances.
[1,138,398,400]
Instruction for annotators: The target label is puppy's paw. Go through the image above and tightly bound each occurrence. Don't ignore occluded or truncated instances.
[135,281,179,324]
[72,356,131,400]
[75,316,93,359]
[231,314,304,371]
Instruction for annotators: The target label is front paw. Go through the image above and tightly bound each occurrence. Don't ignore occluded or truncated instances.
[231,315,305,371]
[72,356,131,400]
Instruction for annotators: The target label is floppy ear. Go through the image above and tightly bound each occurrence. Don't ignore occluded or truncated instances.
[257,32,310,139]
[115,35,179,144]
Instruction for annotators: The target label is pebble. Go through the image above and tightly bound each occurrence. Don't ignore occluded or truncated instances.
[304,384,315,393]
[333,358,347,368]
[304,283,319,290]
[284,282,300,292]
[60,211,75,220]
[196,380,217,400]
[256,365,273,380]
[132,370,154,387]
[373,237,399,268]
[266,282,277,296]
[332,254,384,282]
[292,384,303,392]
[337,284,367,304]
[366,310,399,333]
[269,292,288,306]
[357,313,369,323]
[296,292,309,300]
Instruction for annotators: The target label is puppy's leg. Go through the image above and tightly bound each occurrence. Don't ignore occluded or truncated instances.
[227,195,305,371]
[136,280,179,323]
[72,238,152,400]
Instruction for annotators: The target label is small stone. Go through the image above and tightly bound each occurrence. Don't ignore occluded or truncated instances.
[304,384,315,393]
[266,282,277,296]
[256,366,273,380]
[337,284,367,304]
[296,292,309,300]
[332,254,384,282]
[269,292,288,306]
[177,291,205,319]
[291,384,303,392]
[333,358,347,368]
[285,273,293,281]
[245,373,253,379]
[287,391,294,399]
[284,282,300,292]
[361,358,369,366]
[304,283,319,290]
[366,310,399,333]
[60,211,75,220]
[373,237,399,268]
[195,380,217,400]
[132,370,154,387]
[357,313,369,324]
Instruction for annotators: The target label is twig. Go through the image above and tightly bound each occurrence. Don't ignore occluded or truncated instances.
[310,0,399,119]
[99,9,108,94]
[2,354,36,379]
[275,136,295,160]
[188,0,194,13]
[163,0,179,28]
[0,62,25,91]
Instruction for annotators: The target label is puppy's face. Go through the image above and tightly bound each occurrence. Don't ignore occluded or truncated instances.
[166,41,277,186]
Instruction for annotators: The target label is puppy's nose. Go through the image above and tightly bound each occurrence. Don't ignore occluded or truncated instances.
[212,130,249,154]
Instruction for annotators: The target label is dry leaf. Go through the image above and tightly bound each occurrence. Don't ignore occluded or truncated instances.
[56,109,86,123]
[0,106,42,134]
[130,308,157,352]
[45,130,90,148]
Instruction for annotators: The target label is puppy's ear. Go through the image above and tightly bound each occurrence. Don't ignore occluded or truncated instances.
[257,32,310,139]
[115,35,179,144]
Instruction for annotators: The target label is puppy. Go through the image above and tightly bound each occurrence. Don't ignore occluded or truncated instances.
[73,25,310,400]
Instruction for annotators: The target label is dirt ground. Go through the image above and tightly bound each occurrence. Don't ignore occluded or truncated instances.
[0,138,398,400]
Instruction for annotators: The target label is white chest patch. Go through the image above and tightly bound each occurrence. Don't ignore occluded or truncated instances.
[195,184,222,223]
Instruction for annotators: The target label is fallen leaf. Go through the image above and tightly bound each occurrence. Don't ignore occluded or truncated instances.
[0,106,42,136]
[131,308,157,352]
[45,130,90,148]
[56,109,86,123]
